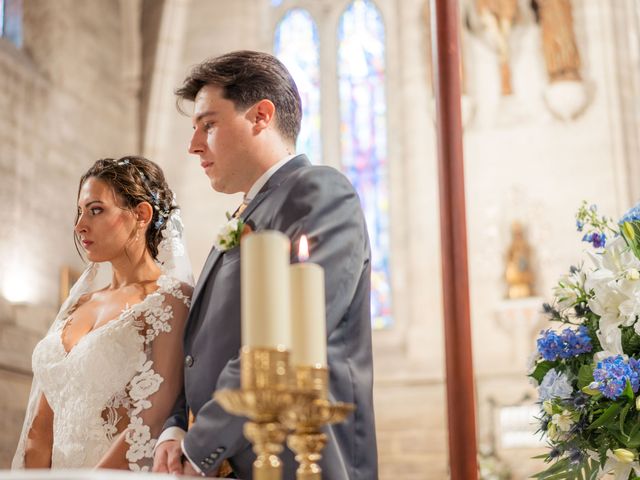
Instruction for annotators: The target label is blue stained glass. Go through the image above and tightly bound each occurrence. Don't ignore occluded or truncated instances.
[1,0,23,48]
[338,0,392,329]
[274,8,322,164]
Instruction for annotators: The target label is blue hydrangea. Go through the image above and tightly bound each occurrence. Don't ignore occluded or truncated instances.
[619,204,640,224]
[537,330,563,361]
[576,219,584,232]
[592,356,640,399]
[582,232,606,248]
[562,326,592,357]
[536,327,592,361]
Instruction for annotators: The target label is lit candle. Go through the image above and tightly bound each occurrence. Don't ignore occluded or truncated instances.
[241,231,291,349]
[290,235,327,367]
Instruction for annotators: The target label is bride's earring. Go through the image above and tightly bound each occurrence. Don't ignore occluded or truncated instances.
[135,222,143,242]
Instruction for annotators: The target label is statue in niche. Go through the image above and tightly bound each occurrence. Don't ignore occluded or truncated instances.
[531,0,581,82]
[475,0,519,95]
[505,221,534,299]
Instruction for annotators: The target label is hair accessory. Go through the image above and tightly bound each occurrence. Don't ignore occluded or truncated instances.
[113,158,171,230]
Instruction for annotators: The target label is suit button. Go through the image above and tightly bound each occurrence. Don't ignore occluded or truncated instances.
[184,355,194,367]
[216,446,225,453]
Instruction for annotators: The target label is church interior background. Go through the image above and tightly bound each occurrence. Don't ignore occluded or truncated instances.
[1,0,639,478]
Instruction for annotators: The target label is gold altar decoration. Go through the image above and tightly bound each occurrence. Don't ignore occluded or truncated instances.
[534,0,581,82]
[476,0,518,95]
[216,351,355,480]
[504,221,534,299]
[215,347,293,480]
[284,366,354,480]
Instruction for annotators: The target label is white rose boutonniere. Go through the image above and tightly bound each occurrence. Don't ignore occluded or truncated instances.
[214,214,246,251]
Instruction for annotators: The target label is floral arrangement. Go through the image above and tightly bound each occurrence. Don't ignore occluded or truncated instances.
[530,201,640,480]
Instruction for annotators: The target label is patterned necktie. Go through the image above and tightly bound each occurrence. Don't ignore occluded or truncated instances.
[232,201,248,219]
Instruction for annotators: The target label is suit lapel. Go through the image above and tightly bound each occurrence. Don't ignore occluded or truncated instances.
[238,154,310,221]
[189,246,222,315]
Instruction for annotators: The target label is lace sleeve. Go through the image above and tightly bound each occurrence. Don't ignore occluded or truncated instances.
[123,277,192,471]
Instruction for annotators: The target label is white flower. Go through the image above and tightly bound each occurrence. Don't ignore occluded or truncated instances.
[538,369,573,401]
[551,409,575,432]
[626,268,640,281]
[553,275,580,310]
[602,448,640,480]
[613,448,636,464]
[214,217,243,251]
[583,237,640,355]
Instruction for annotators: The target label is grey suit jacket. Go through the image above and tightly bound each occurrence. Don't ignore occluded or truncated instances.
[163,155,378,479]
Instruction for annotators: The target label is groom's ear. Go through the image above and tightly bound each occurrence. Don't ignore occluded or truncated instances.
[251,99,276,132]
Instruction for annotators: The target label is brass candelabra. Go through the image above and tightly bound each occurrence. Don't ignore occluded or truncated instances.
[215,348,355,480]
[215,346,293,480]
[284,365,355,480]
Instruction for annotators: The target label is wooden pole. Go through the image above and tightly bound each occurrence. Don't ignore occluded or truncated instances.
[430,1,478,479]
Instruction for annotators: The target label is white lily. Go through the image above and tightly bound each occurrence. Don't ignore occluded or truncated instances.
[585,237,640,355]
[601,449,640,480]
[551,410,574,432]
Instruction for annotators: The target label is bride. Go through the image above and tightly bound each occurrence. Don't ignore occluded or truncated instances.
[12,156,194,471]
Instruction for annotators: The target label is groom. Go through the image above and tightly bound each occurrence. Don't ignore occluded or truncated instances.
[153,50,377,479]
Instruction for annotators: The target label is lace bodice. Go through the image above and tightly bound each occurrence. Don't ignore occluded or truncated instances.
[24,275,191,471]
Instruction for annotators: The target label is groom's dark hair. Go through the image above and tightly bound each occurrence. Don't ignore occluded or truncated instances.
[176,50,302,145]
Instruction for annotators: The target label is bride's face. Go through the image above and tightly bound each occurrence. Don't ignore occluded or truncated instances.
[75,177,138,262]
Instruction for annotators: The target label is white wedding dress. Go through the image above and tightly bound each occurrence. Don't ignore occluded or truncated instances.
[12,273,191,471]
[13,208,194,471]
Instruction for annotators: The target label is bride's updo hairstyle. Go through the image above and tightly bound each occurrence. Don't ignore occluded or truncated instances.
[76,156,177,260]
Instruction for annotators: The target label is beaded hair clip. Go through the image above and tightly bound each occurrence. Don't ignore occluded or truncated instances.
[114,158,171,230]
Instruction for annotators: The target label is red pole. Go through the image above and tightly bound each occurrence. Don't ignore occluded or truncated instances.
[430,1,478,479]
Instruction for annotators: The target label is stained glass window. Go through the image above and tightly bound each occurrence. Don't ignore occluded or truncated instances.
[0,0,23,48]
[274,8,322,164]
[338,0,392,329]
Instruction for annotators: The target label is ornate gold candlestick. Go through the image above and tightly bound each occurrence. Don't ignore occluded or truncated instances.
[283,366,355,480]
[215,346,293,480]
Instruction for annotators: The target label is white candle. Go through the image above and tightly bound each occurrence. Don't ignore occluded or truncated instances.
[241,231,291,349]
[290,238,327,367]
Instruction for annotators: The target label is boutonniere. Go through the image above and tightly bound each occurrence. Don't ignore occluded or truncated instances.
[214,213,253,251]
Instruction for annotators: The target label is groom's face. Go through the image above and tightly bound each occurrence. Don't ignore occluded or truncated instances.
[189,85,259,194]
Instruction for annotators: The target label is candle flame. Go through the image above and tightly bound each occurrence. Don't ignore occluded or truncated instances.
[298,235,309,262]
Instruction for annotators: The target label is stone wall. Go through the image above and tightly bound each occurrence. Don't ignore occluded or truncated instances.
[0,0,141,467]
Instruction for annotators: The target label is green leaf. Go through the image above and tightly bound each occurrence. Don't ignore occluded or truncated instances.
[578,364,595,389]
[623,221,635,242]
[627,427,640,448]
[588,402,622,430]
[624,380,637,402]
[532,453,550,459]
[531,361,555,384]
[620,403,632,436]
[530,458,571,479]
